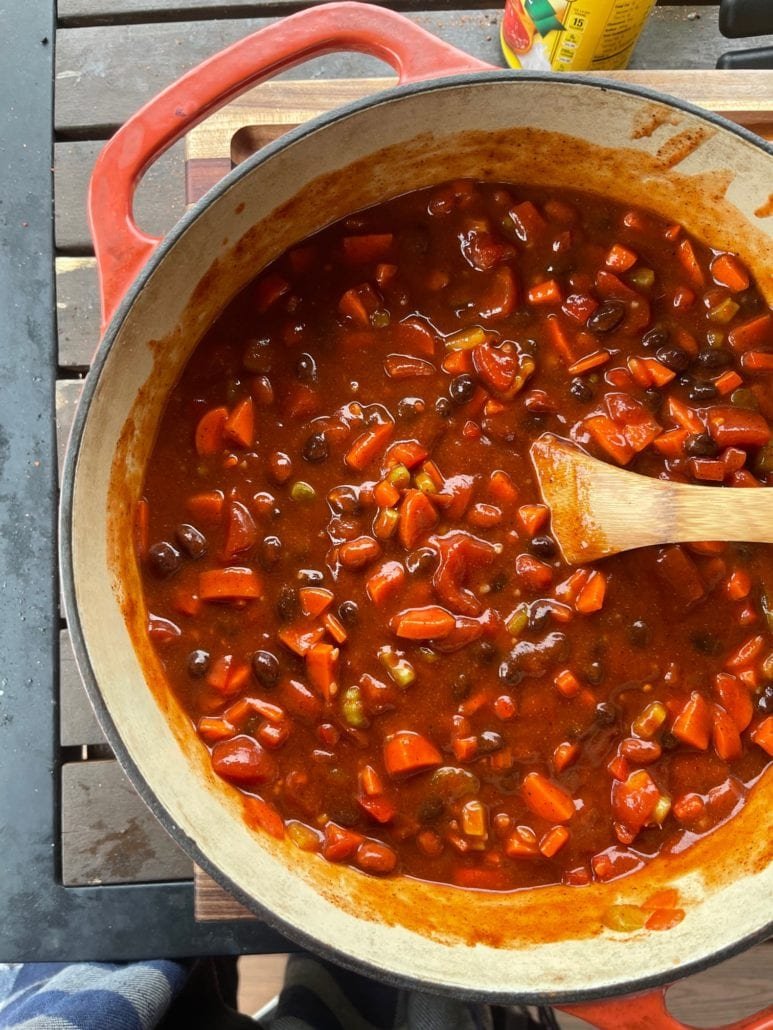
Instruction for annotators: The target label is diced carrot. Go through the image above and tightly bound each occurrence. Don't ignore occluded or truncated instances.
[677,239,705,287]
[376,262,398,286]
[741,351,773,373]
[422,460,444,490]
[186,490,224,522]
[224,397,254,449]
[652,428,689,458]
[555,568,590,605]
[528,279,562,306]
[714,370,743,396]
[666,395,703,433]
[277,621,326,657]
[197,716,235,744]
[195,406,228,457]
[345,421,394,471]
[243,795,285,840]
[641,357,676,387]
[383,439,428,470]
[729,469,762,488]
[553,741,580,773]
[642,888,679,911]
[384,354,435,379]
[568,349,611,376]
[545,314,576,363]
[342,233,394,263]
[712,704,742,762]
[374,479,400,509]
[539,825,570,858]
[442,349,473,376]
[664,224,682,241]
[222,500,258,561]
[453,867,512,890]
[563,292,599,324]
[728,314,772,353]
[171,589,201,618]
[133,497,150,559]
[517,503,549,536]
[751,716,773,756]
[284,383,320,420]
[322,822,364,862]
[254,272,290,313]
[199,567,263,602]
[714,673,753,732]
[367,561,406,606]
[645,908,685,932]
[398,489,438,549]
[357,794,396,824]
[724,568,751,601]
[725,633,764,670]
[504,828,539,859]
[585,414,634,465]
[671,691,712,750]
[711,253,750,293]
[488,469,518,506]
[575,570,606,614]
[323,611,347,644]
[306,641,339,701]
[607,754,630,781]
[709,408,771,448]
[522,771,575,824]
[207,655,250,696]
[393,318,437,357]
[384,730,442,778]
[299,586,334,618]
[690,457,726,483]
[605,243,638,272]
[515,553,553,591]
[393,605,455,640]
[554,669,581,698]
[672,285,696,311]
[338,283,381,327]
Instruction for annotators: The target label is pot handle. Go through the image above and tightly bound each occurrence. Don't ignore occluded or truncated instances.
[88,0,494,331]
[558,986,773,1029]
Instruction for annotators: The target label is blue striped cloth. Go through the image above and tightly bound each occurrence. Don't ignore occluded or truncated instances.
[0,961,188,1029]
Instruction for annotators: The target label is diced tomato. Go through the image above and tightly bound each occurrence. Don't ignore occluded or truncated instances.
[671,692,712,750]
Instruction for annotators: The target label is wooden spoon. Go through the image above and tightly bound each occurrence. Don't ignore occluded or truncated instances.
[529,433,773,564]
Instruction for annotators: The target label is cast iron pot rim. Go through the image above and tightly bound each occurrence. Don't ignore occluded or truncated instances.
[60,70,773,1005]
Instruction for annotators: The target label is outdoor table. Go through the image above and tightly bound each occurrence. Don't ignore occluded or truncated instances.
[1,0,771,1020]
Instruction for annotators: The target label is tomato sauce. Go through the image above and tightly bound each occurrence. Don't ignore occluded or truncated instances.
[137,180,773,891]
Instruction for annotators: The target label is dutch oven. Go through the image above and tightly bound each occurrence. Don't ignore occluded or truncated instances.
[60,4,773,1025]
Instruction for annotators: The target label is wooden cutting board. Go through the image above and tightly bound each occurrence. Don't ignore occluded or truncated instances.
[186,71,773,923]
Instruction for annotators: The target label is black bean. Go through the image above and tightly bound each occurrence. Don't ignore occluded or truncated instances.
[175,523,207,559]
[586,301,625,333]
[478,730,504,754]
[655,345,690,372]
[242,337,272,374]
[642,326,669,349]
[276,585,298,622]
[628,619,650,648]
[498,658,524,687]
[397,396,425,420]
[595,702,618,726]
[643,388,663,413]
[449,374,475,405]
[452,673,471,701]
[684,433,719,458]
[187,649,210,678]
[477,641,497,665]
[585,660,604,686]
[338,600,359,626]
[697,347,732,369]
[528,602,551,632]
[327,799,360,828]
[660,731,679,751]
[691,630,722,656]
[757,684,773,714]
[531,535,556,558]
[569,377,594,403]
[302,432,329,463]
[252,650,280,688]
[435,396,452,418]
[418,796,444,824]
[688,380,718,403]
[260,535,282,570]
[297,568,324,585]
[489,571,508,593]
[295,352,318,383]
[147,541,181,578]
[405,547,437,575]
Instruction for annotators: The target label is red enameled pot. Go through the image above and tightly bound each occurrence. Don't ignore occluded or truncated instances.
[60,4,773,1026]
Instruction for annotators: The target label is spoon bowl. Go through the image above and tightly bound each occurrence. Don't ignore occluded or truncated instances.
[529,434,773,564]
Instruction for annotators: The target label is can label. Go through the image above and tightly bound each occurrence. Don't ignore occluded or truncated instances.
[501,0,656,72]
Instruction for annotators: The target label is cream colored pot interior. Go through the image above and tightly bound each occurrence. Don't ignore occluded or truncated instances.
[70,79,773,999]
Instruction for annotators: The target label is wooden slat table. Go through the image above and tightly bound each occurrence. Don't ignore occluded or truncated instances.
[30,0,773,989]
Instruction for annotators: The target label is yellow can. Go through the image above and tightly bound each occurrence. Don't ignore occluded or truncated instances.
[501,0,657,72]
